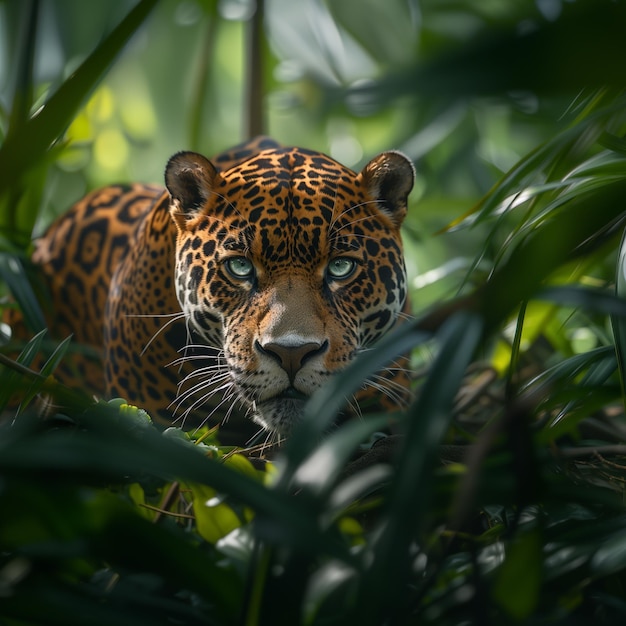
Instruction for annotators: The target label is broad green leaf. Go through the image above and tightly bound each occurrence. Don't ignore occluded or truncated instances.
[524,346,614,395]
[190,482,249,544]
[491,529,543,620]
[591,530,626,578]
[327,0,417,66]
[479,179,626,332]
[0,407,353,564]
[327,464,391,520]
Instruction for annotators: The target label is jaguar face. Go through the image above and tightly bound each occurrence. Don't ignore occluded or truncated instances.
[165,146,414,435]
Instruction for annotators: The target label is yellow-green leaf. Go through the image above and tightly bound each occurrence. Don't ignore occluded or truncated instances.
[190,483,244,544]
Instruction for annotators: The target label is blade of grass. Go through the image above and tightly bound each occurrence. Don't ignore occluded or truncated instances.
[17,334,73,413]
[0,252,46,332]
[0,328,47,410]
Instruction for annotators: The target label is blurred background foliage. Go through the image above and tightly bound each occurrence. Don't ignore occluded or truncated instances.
[5,0,619,306]
[3,0,626,624]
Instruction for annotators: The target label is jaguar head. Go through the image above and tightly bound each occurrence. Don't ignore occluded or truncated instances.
[165,146,414,435]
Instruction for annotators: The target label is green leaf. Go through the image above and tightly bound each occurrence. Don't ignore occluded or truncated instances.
[591,531,626,578]
[491,529,543,620]
[17,334,74,412]
[190,482,248,544]
[540,285,626,318]
[612,227,626,406]
[373,4,626,99]
[0,251,46,332]
[480,179,626,332]
[0,0,158,242]
[0,328,47,411]
[327,0,417,66]
[354,312,484,625]
[290,415,388,498]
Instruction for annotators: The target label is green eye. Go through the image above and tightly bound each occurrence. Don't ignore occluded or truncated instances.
[327,257,356,279]
[226,256,254,279]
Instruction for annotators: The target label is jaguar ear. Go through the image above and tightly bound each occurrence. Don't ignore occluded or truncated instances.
[165,151,219,223]
[358,151,415,226]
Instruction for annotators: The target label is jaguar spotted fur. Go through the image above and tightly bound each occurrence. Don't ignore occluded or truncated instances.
[22,137,415,440]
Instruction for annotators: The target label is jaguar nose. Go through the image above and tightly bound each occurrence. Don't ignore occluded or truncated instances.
[256,339,329,382]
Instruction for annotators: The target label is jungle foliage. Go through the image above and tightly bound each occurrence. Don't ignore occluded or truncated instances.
[2,0,626,624]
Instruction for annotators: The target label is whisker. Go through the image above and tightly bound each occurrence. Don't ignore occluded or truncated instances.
[327,183,342,232]
[168,357,254,432]
[329,199,385,236]
[362,375,411,408]
[219,389,246,426]
[172,376,237,428]
[174,393,222,430]
[125,312,183,319]
[376,360,414,375]
[332,211,380,235]
[332,232,388,247]
[243,433,282,457]
[176,343,225,354]
[169,350,226,368]
[168,355,225,369]
[370,372,412,396]
[345,394,363,420]
[177,367,230,383]
[329,198,377,228]
[171,373,231,410]
[396,310,415,322]
[134,312,187,357]
[176,373,232,399]
[186,387,234,424]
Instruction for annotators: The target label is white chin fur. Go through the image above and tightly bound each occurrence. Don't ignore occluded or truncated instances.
[252,397,307,435]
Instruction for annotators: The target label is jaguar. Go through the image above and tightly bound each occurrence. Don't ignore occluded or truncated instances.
[23,137,415,441]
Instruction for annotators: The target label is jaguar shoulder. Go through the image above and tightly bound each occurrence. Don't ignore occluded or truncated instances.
[27,137,416,440]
